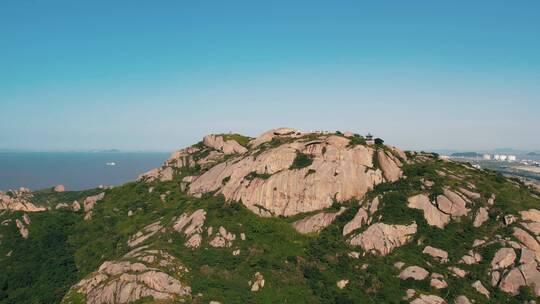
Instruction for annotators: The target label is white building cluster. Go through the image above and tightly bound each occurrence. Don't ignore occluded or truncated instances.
[483,154,517,162]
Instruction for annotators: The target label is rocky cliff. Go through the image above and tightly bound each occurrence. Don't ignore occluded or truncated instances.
[140,128,405,217]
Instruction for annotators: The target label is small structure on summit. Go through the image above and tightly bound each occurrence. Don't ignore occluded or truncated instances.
[365,133,375,145]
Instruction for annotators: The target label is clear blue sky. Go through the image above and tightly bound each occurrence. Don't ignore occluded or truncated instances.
[1,0,539,152]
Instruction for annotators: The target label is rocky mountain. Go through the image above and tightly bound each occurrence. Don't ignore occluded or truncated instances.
[1,128,540,304]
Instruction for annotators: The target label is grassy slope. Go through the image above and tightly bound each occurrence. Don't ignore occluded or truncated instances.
[1,154,539,303]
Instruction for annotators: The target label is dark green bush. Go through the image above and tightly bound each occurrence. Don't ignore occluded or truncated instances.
[290,152,313,169]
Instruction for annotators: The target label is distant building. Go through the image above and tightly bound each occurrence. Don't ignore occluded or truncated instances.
[365,133,375,145]
[500,155,508,161]
[508,155,517,162]
[472,164,482,169]
[483,154,492,160]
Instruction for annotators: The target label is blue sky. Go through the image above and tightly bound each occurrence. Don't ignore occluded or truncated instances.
[1,0,539,152]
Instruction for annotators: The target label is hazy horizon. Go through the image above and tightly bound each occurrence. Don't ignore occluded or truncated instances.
[1,1,539,152]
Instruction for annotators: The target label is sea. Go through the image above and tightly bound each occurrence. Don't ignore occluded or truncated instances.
[0,152,170,191]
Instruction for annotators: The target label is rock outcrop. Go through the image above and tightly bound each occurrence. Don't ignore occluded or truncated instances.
[203,134,248,155]
[407,189,470,229]
[0,190,45,212]
[422,246,449,263]
[377,150,403,182]
[343,196,379,236]
[407,194,449,228]
[292,207,346,234]
[128,221,164,248]
[82,193,105,220]
[410,294,446,304]
[473,207,489,228]
[15,219,28,239]
[54,184,65,192]
[172,209,206,249]
[209,226,236,248]
[249,272,265,292]
[349,222,417,256]
[491,248,516,270]
[336,279,349,289]
[471,280,490,298]
[399,266,429,280]
[66,247,191,304]
[187,131,403,217]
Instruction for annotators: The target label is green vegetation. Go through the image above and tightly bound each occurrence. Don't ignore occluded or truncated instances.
[245,171,272,181]
[290,152,313,170]
[221,133,252,147]
[347,134,366,147]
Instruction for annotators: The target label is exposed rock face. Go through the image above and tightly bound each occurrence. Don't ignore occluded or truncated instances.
[172,209,206,249]
[54,184,65,192]
[499,267,526,295]
[83,193,105,213]
[377,149,403,182]
[249,272,265,292]
[72,200,81,211]
[471,280,490,298]
[407,189,470,229]
[491,248,516,270]
[454,295,472,304]
[15,219,28,239]
[430,273,448,289]
[188,132,403,217]
[203,134,248,155]
[209,226,236,248]
[82,193,105,221]
[473,207,489,228]
[349,222,417,256]
[68,247,191,304]
[343,197,379,236]
[521,222,540,235]
[128,221,164,248]
[448,267,467,278]
[336,279,349,289]
[460,250,482,265]
[437,189,470,217]
[504,214,517,226]
[343,208,369,236]
[497,247,540,296]
[458,187,481,200]
[56,203,69,209]
[513,227,540,252]
[249,127,300,147]
[137,129,405,217]
[520,209,540,222]
[407,194,449,228]
[22,213,30,225]
[422,246,449,263]
[410,294,446,304]
[399,266,429,280]
[292,207,346,234]
[0,190,45,212]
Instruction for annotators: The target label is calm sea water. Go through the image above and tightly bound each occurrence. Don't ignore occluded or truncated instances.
[0,152,170,191]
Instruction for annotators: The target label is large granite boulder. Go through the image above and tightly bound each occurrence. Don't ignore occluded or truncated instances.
[349,222,417,256]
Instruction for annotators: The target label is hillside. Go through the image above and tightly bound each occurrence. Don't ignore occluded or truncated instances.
[1,128,540,304]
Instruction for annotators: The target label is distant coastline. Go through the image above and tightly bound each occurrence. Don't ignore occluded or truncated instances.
[0,151,169,191]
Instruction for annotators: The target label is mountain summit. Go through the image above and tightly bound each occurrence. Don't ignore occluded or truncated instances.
[1,128,540,304]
